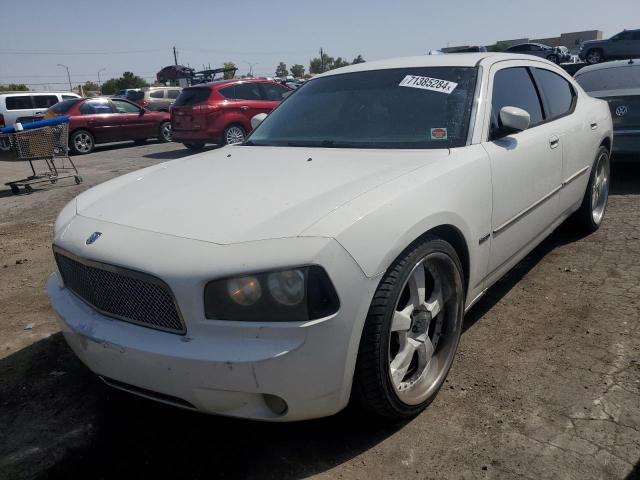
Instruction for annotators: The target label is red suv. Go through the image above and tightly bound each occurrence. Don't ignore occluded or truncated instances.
[170,79,290,149]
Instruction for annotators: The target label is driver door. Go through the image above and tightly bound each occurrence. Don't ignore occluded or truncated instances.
[111,99,153,140]
[482,63,562,282]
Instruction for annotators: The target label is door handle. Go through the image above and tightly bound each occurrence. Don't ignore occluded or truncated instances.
[590,122,598,130]
[549,136,560,149]
[240,106,250,111]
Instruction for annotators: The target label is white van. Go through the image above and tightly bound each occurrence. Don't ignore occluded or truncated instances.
[0,92,81,128]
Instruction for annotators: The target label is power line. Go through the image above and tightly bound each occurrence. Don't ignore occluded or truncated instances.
[0,48,167,55]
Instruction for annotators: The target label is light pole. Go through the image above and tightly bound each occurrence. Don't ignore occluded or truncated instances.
[57,63,72,91]
[98,68,106,86]
[242,61,258,77]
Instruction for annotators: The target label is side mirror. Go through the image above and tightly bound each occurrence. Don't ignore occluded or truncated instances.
[139,109,145,116]
[499,106,530,133]
[251,113,267,130]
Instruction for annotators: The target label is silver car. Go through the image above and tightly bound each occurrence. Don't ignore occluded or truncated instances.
[575,59,640,154]
[504,43,570,64]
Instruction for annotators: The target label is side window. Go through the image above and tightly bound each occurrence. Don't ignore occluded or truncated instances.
[616,31,632,40]
[112,99,142,113]
[490,67,544,136]
[33,95,60,108]
[529,45,542,51]
[218,86,235,99]
[150,90,164,99]
[168,90,181,99]
[5,96,33,110]
[62,95,77,100]
[260,83,290,101]
[632,31,640,41]
[533,68,576,119]
[79,99,115,114]
[233,83,262,101]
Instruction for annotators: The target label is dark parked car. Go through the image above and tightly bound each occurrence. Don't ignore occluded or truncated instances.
[504,43,570,64]
[45,97,171,154]
[575,59,640,154]
[125,87,183,112]
[579,29,640,64]
[170,78,290,149]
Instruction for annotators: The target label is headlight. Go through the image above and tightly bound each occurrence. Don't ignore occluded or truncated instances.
[204,266,340,321]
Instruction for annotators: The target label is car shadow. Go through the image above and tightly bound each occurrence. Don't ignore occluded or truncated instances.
[610,156,640,195]
[0,333,407,480]
[143,144,219,160]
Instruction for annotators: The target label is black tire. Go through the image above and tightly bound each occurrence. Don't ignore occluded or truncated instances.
[69,130,95,155]
[183,142,205,150]
[546,54,559,64]
[353,235,465,419]
[158,121,172,143]
[223,124,246,145]
[572,145,610,232]
[585,49,603,65]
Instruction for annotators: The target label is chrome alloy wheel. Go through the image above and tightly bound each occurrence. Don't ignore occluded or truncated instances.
[73,132,93,153]
[586,50,602,64]
[591,150,610,225]
[225,126,245,144]
[161,122,172,142]
[388,252,463,405]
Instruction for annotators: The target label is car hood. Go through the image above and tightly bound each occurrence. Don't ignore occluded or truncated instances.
[76,146,448,244]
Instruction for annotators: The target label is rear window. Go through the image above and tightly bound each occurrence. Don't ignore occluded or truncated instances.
[168,89,181,99]
[173,87,212,106]
[50,99,79,114]
[576,66,640,92]
[33,95,60,108]
[5,96,33,110]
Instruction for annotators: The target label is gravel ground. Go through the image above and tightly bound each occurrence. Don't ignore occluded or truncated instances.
[0,141,638,480]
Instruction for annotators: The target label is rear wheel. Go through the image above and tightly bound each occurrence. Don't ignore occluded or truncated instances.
[70,130,95,155]
[183,142,205,150]
[354,236,465,419]
[546,54,559,64]
[223,124,246,145]
[573,146,610,232]
[585,49,603,64]
[158,121,172,143]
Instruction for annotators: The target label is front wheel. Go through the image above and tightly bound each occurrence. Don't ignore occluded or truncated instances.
[158,121,172,143]
[223,124,246,145]
[354,236,465,419]
[572,146,610,232]
[70,130,95,155]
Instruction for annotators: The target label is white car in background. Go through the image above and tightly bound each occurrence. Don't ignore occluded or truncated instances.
[48,53,612,421]
[0,91,80,127]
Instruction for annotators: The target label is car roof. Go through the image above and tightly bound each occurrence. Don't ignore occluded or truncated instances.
[0,91,79,96]
[575,59,639,76]
[314,53,537,78]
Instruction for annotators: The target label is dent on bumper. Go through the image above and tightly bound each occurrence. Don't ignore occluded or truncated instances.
[47,237,376,421]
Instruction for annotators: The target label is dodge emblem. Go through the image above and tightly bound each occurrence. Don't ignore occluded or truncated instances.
[86,232,102,245]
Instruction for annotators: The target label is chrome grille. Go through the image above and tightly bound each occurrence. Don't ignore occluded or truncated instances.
[54,249,185,334]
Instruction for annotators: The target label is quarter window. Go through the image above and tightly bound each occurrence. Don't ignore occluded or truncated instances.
[533,68,576,119]
[490,67,544,136]
[33,95,60,108]
[218,86,235,99]
[5,96,33,110]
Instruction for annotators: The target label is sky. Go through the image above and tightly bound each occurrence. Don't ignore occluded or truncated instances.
[0,0,638,90]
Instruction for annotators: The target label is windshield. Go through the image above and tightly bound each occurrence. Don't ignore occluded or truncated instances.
[247,66,478,149]
[576,66,640,92]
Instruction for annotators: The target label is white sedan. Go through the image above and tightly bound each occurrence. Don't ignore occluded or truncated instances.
[48,53,612,421]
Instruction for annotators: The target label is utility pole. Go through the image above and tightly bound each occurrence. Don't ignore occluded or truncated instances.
[57,64,72,91]
[98,67,106,86]
[173,46,178,66]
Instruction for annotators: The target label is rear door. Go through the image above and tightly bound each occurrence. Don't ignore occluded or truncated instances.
[258,82,290,112]
[232,82,268,126]
[79,99,119,142]
[31,94,60,122]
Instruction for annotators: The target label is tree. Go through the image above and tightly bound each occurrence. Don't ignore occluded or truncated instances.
[223,62,237,79]
[100,72,148,95]
[333,57,350,69]
[352,54,365,64]
[290,64,305,78]
[0,83,28,92]
[275,62,289,78]
[82,81,100,93]
[486,41,510,52]
[309,52,335,74]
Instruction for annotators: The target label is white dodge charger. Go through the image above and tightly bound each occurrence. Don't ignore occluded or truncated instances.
[48,53,612,421]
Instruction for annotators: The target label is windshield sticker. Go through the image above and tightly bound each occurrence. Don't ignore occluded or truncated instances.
[430,128,448,140]
[399,75,457,94]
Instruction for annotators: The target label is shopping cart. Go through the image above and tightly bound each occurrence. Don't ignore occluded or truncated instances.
[0,116,82,195]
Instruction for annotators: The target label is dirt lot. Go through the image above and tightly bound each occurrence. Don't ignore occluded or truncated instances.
[0,141,638,480]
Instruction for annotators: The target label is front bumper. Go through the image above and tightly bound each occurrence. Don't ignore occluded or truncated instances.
[48,217,378,421]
